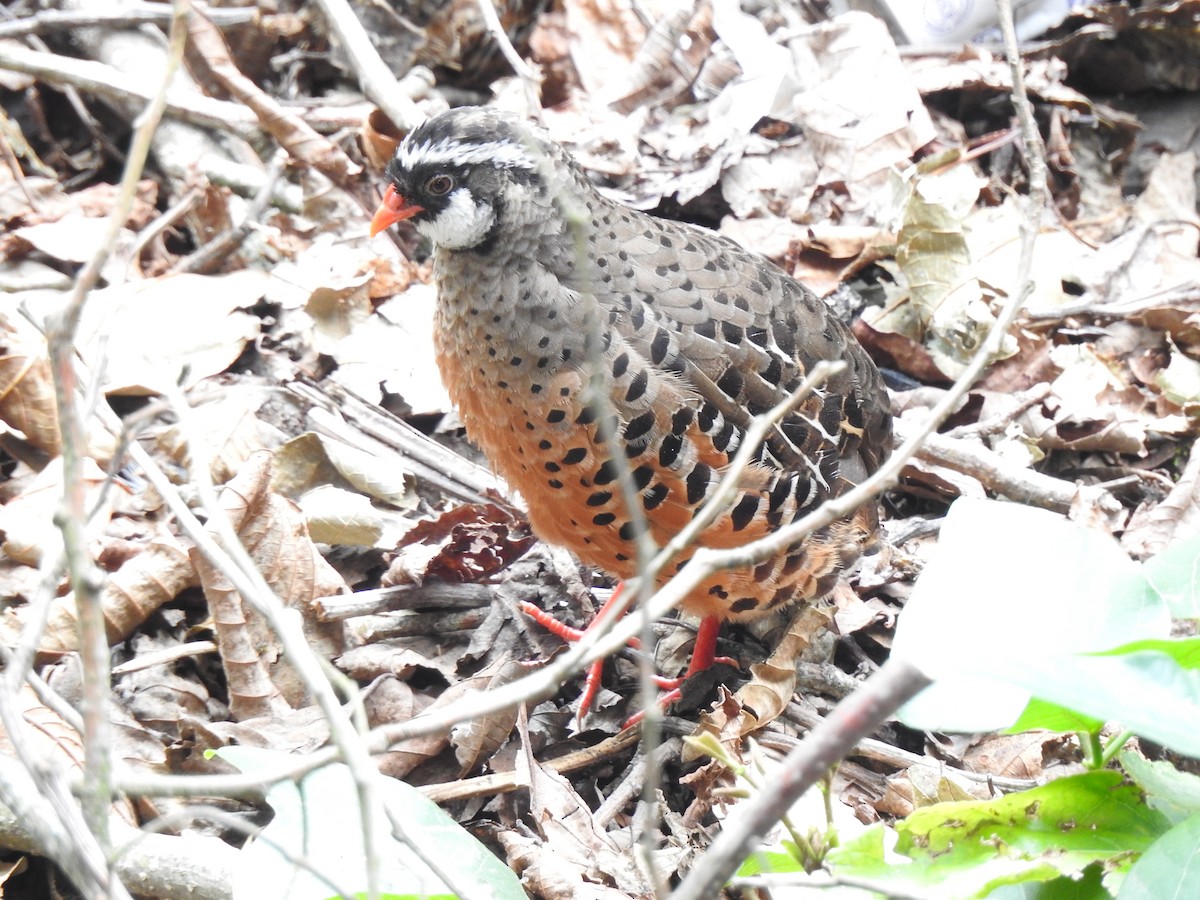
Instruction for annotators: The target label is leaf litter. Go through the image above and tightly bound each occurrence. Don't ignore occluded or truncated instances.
[1,0,1200,896]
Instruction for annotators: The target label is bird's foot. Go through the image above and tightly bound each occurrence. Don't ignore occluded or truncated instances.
[518,591,734,728]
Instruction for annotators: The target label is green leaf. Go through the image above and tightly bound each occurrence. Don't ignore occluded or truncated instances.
[893,498,1185,744]
[988,863,1109,899]
[1007,697,1104,735]
[219,747,525,900]
[994,648,1200,756]
[827,772,1170,900]
[1143,534,1200,618]
[1120,751,1200,826]
[736,845,804,877]
[1117,813,1200,899]
[1094,637,1200,667]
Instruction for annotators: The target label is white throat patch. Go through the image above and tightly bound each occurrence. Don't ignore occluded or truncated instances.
[415,188,496,250]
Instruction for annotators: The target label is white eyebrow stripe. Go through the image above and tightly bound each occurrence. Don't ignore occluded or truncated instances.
[395,137,538,171]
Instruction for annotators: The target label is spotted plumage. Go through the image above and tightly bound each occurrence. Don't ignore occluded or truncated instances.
[372,107,891,661]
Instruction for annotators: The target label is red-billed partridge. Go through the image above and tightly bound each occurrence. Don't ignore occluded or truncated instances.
[371,107,892,715]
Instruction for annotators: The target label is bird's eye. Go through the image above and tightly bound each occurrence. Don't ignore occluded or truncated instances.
[425,174,455,196]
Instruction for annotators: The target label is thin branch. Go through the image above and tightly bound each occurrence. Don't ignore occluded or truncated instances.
[0,3,257,38]
[908,425,1119,515]
[0,41,258,139]
[168,151,286,275]
[35,3,191,894]
[474,0,542,120]
[155,382,385,900]
[307,0,425,132]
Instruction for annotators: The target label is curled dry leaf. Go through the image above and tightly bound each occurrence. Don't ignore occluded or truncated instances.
[0,317,59,458]
[449,658,529,777]
[192,451,347,718]
[155,386,279,486]
[272,430,418,546]
[877,765,991,818]
[1122,439,1200,558]
[361,108,403,171]
[273,431,416,509]
[689,606,833,760]
[40,540,196,657]
[0,684,139,827]
[870,163,1009,379]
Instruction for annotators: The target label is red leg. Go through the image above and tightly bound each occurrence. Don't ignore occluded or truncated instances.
[519,583,638,723]
[624,615,733,726]
[518,589,737,726]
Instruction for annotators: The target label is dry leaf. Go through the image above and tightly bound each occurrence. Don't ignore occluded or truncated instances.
[193,451,347,718]
[40,540,196,656]
[75,271,266,394]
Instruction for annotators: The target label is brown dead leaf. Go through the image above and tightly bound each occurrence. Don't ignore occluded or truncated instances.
[964,731,1062,781]
[0,319,59,458]
[736,607,831,729]
[1123,438,1200,558]
[7,217,120,265]
[901,453,988,503]
[610,3,722,114]
[877,764,992,818]
[373,678,447,780]
[204,705,332,754]
[852,317,951,384]
[0,456,113,567]
[362,108,403,171]
[155,385,279,486]
[383,502,534,587]
[40,540,196,657]
[0,684,138,826]
[193,450,347,718]
[448,660,530,776]
[977,329,1059,394]
[688,607,833,762]
[514,709,652,896]
[679,754,738,829]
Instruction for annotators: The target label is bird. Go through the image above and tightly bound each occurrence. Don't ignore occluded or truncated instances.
[370,106,892,720]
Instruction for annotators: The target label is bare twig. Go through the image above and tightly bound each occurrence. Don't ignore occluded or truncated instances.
[0,41,258,138]
[474,0,542,120]
[307,0,425,132]
[155,384,381,900]
[0,7,123,160]
[288,377,507,505]
[21,2,192,894]
[672,659,932,899]
[184,10,362,185]
[0,3,257,39]
[908,425,1119,516]
[124,185,204,279]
